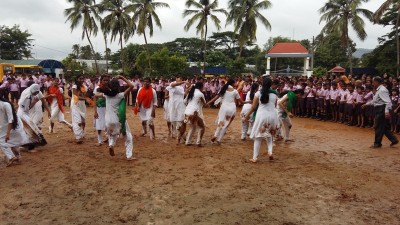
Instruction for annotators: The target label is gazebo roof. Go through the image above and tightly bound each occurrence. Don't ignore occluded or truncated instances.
[329,65,346,73]
[266,42,312,58]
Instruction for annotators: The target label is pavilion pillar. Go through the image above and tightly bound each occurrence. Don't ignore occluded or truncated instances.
[266,57,271,75]
[304,57,310,76]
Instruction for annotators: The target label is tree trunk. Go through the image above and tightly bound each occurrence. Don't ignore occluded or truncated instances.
[238,44,243,59]
[203,18,208,76]
[104,34,108,74]
[144,31,152,73]
[346,35,352,75]
[120,32,124,74]
[396,7,400,77]
[85,28,99,74]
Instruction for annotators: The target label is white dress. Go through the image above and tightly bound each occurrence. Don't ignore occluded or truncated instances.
[240,92,252,118]
[217,89,240,125]
[0,101,28,159]
[94,86,106,131]
[163,86,171,121]
[250,91,279,138]
[17,93,44,144]
[105,92,133,158]
[137,87,157,121]
[29,92,44,128]
[184,89,205,117]
[49,87,66,123]
[71,84,87,139]
[168,84,185,122]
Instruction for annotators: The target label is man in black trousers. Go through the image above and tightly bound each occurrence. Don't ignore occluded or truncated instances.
[364,76,399,148]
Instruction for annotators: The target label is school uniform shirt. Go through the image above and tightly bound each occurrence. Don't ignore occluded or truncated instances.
[305,86,315,98]
[346,92,356,104]
[364,91,373,104]
[356,93,365,103]
[329,89,339,100]
[339,89,349,102]
[9,83,19,92]
[316,89,325,98]
[324,89,330,101]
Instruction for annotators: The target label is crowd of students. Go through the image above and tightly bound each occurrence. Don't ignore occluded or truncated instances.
[0,71,396,167]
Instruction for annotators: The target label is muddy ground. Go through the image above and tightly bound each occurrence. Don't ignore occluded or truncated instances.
[1,107,399,225]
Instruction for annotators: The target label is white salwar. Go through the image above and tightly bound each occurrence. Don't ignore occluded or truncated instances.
[105,93,133,159]
[137,87,157,138]
[214,89,240,142]
[71,84,87,140]
[0,101,28,160]
[250,91,279,160]
[184,89,205,145]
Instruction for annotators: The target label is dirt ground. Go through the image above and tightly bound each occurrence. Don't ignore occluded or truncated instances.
[0,106,400,225]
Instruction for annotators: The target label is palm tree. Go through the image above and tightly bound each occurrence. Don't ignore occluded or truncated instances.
[226,0,272,58]
[319,0,373,75]
[374,1,400,76]
[131,0,170,72]
[72,44,80,58]
[97,0,136,74]
[64,0,100,74]
[183,0,228,74]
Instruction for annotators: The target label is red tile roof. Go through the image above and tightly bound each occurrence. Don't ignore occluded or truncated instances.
[267,42,309,54]
[329,66,346,73]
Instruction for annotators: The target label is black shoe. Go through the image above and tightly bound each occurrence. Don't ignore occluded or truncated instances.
[370,144,382,149]
[390,140,399,147]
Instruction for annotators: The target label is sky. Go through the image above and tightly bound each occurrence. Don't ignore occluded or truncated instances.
[0,0,391,60]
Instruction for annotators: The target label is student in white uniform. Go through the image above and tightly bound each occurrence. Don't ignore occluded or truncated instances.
[17,84,49,151]
[163,85,172,137]
[0,96,28,166]
[184,82,207,146]
[207,79,244,145]
[136,77,157,140]
[240,83,259,140]
[95,75,135,160]
[93,75,110,146]
[244,77,280,162]
[47,78,72,133]
[71,75,87,144]
[168,76,187,144]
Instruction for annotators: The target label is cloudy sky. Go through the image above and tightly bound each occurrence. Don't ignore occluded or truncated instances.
[0,0,391,60]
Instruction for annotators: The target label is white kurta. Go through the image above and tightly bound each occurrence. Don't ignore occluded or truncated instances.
[17,93,44,144]
[184,89,205,117]
[94,86,106,131]
[0,102,28,159]
[49,87,65,123]
[250,91,279,139]
[240,92,252,118]
[71,84,87,139]
[137,87,157,121]
[29,92,44,128]
[168,84,185,122]
[217,90,240,125]
[163,86,171,121]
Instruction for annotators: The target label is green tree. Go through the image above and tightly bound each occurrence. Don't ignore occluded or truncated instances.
[64,0,101,73]
[209,31,239,58]
[207,51,231,66]
[72,44,80,59]
[374,0,400,76]
[97,0,136,73]
[0,25,32,60]
[227,0,272,58]
[183,0,228,74]
[122,43,143,75]
[319,0,373,75]
[80,45,93,59]
[131,0,170,72]
[228,58,246,76]
[164,38,204,62]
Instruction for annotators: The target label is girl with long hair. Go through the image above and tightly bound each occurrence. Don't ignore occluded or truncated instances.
[0,96,28,166]
[207,78,245,145]
[244,77,280,162]
[71,75,87,144]
[167,76,187,144]
[95,75,135,160]
[184,82,207,146]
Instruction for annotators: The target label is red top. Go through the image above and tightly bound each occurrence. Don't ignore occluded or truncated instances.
[267,42,309,54]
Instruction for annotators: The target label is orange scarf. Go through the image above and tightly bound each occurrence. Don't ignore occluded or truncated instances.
[48,85,64,113]
[137,87,153,109]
